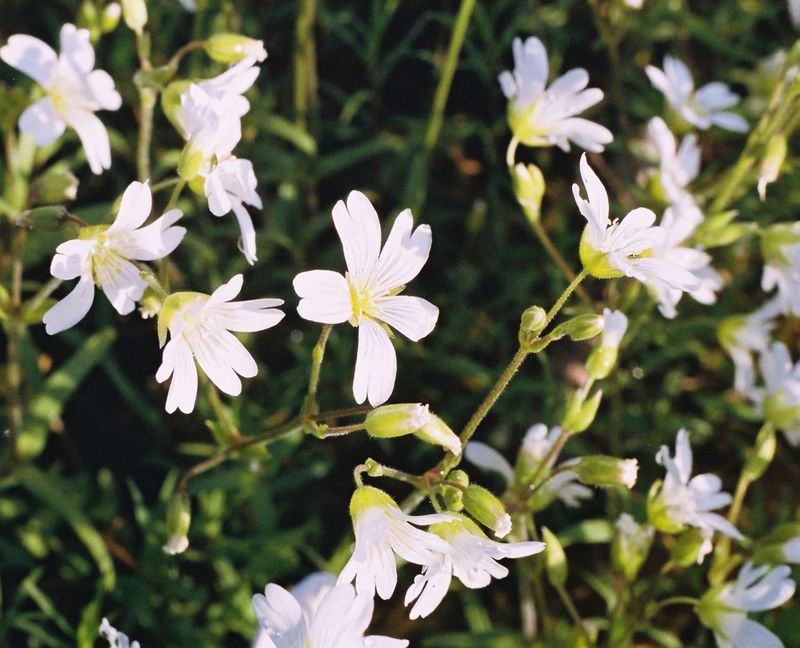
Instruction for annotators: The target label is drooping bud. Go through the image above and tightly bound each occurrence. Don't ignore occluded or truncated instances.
[31,168,79,205]
[441,470,469,512]
[758,134,787,201]
[463,485,511,538]
[414,414,462,456]
[573,456,638,489]
[121,0,148,35]
[365,403,429,439]
[562,390,603,433]
[611,513,654,581]
[16,206,69,231]
[512,163,545,225]
[586,309,628,380]
[163,491,191,555]
[205,34,267,64]
[541,526,567,587]
[742,424,776,482]
[102,3,122,32]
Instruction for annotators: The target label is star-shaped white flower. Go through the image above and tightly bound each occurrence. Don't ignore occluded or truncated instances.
[697,562,795,648]
[0,24,122,174]
[338,486,453,600]
[498,37,613,152]
[294,191,439,407]
[649,429,743,561]
[252,577,407,648]
[645,56,748,132]
[404,514,544,620]
[748,342,800,446]
[574,154,701,293]
[155,274,284,414]
[42,181,185,335]
[647,117,700,204]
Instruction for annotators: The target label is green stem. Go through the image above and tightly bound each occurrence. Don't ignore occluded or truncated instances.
[167,40,207,70]
[137,88,157,183]
[20,277,62,318]
[526,426,572,493]
[315,422,366,437]
[310,405,371,421]
[530,219,594,308]
[304,325,332,416]
[201,375,241,445]
[651,596,698,613]
[295,0,318,132]
[554,583,594,647]
[150,177,182,194]
[542,268,590,330]
[164,179,186,213]
[5,231,26,465]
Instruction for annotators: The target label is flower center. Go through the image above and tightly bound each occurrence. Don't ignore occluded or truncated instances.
[347,274,376,325]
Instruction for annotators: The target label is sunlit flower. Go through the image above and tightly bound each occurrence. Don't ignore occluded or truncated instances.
[43,181,185,335]
[697,562,795,648]
[0,24,122,174]
[253,577,408,648]
[748,342,800,446]
[155,274,284,414]
[338,486,453,600]
[647,117,700,204]
[645,56,748,132]
[648,429,744,562]
[498,36,613,152]
[294,191,439,407]
[99,618,140,648]
[574,154,701,293]
[404,514,545,619]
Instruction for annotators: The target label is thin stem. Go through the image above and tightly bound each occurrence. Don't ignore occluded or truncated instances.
[150,177,182,194]
[554,583,594,647]
[137,88,156,182]
[167,40,207,70]
[201,375,242,445]
[5,229,27,464]
[304,325,332,415]
[165,179,186,213]
[651,596,698,613]
[526,426,572,492]
[139,268,168,301]
[542,268,590,330]
[310,405,371,421]
[529,219,594,308]
[367,461,426,488]
[315,422,366,437]
[20,277,62,318]
[294,0,318,132]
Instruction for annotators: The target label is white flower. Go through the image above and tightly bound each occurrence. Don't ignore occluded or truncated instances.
[645,56,748,132]
[574,153,701,293]
[99,618,140,648]
[203,156,261,265]
[748,342,800,446]
[0,24,122,174]
[294,191,439,407]
[697,562,795,648]
[651,198,723,319]
[338,486,453,600]
[155,274,284,414]
[253,577,408,648]
[647,117,700,204]
[600,308,628,350]
[42,181,185,335]
[499,37,613,152]
[761,222,800,317]
[649,429,743,561]
[404,514,545,619]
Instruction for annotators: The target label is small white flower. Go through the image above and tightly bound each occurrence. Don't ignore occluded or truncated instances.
[600,308,628,350]
[155,274,284,414]
[647,117,700,204]
[719,299,781,394]
[99,618,140,648]
[404,514,545,619]
[697,562,795,648]
[748,342,800,446]
[294,191,439,407]
[574,154,701,293]
[645,56,748,132]
[0,24,122,174]
[203,156,262,265]
[338,486,453,600]
[499,37,613,152]
[252,577,408,648]
[649,429,743,560]
[43,181,185,335]
[761,222,800,317]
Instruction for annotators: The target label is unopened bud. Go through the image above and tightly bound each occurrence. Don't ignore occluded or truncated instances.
[365,403,429,439]
[121,0,148,35]
[562,390,603,433]
[16,206,69,231]
[163,491,191,555]
[102,3,122,32]
[520,306,547,335]
[441,470,469,512]
[612,513,654,581]
[512,163,545,225]
[463,485,511,538]
[758,134,787,201]
[743,424,776,482]
[31,169,79,204]
[573,456,638,489]
[542,526,567,587]
[552,313,604,342]
[414,413,462,456]
[205,34,267,63]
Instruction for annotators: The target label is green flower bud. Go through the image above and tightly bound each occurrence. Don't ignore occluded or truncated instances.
[552,314,605,342]
[163,491,191,555]
[612,514,654,581]
[365,403,429,439]
[520,305,547,336]
[542,526,567,588]
[670,527,709,567]
[512,163,545,225]
[761,223,800,268]
[102,3,122,32]
[573,455,638,489]
[31,169,79,205]
[121,0,148,35]
[562,390,603,433]
[205,34,267,64]
[586,346,617,380]
[758,134,787,201]
[762,393,800,431]
[16,206,69,231]
[742,424,776,482]
[414,413,462,456]
[463,485,511,538]
[441,470,469,512]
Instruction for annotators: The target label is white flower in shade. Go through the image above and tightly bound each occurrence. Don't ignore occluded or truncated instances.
[99,618,140,648]
[791,0,800,30]
[651,199,723,319]
[294,191,439,407]
[649,429,744,561]
[697,562,795,648]
[499,37,613,153]
[647,117,700,204]
[574,154,701,294]
[155,274,284,414]
[0,24,122,174]
[338,486,453,600]
[42,181,185,335]
[203,156,261,265]
[748,342,800,446]
[252,578,408,648]
[761,222,800,317]
[645,56,748,133]
[404,514,545,619]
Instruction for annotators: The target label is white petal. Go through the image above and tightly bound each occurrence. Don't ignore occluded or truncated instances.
[86,69,122,110]
[0,34,58,87]
[107,181,152,233]
[574,154,609,246]
[370,209,432,293]
[721,616,785,648]
[710,112,749,133]
[290,572,338,623]
[498,70,517,99]
[19,98,66,147]
[192,331,246,396]
[59,24,94,75]
[695,82,739,110]
[252,585,308,648]
[373,295,438,342]
[551,118,613,153]
[663,56,694,102]
[50,241,91,279]
[294,270,353,324]
[231,201,258,265]
[405,561,452,620]
[126,209,186,261]
[645,65,672,98]
[627,257,701,292]
[206,274,243,308]
[353,317,397,407]
[332,191,382,279]
[67,108,111,174]
[464,442,515,485]
[100,260,146,315]
[310,584,371,648]
[42,274,95,334]
[204,168,232,215]
[214,301,285,333]
[158,337,199,414]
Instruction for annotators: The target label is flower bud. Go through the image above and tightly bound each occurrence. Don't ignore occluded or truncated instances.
[758,134,786,201]
[365,403,429,439]
[552,314,604,342]
[463,485,511,538]
[612,513,654,581]
[77,2,101,43]
[586,309,628,380]
[762,393,800,432]
[121,0,148,35]
[520,305,547,335]
[16,206,69,231]
[102,3,122,32]
[441,470,469,512]
[761,223,800,269]
[512,163,545,225]
[31,169,79,205]
[573,456,638,489]
[205,34,268,64]
[562,390,603,433]
[541,526,567,588]
[743,424,776,482]
[414,413,462,456]
[163,491,191,555]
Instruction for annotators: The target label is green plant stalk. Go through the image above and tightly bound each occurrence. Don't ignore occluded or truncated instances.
[542,268,590,330]
[315,422,367,437]
[529,218,594,308]
[165,178,186,213]
[201,374,242,446]
[554,582,595,647]
[137,87,156,182]
[304,325,332,416]
[295,0,318,132]
[20,277,62,319]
